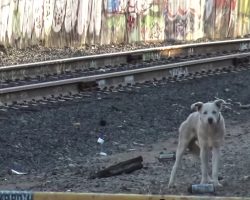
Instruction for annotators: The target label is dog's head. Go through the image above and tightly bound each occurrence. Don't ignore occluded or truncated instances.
[191,99,225,125]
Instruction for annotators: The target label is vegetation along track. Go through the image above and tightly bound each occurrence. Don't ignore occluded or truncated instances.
[1,38,250,107]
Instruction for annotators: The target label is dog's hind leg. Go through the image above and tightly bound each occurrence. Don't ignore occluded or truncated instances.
[168,128,193,187]
[168,143,185,187]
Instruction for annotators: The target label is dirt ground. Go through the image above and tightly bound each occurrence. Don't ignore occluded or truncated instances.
[0,68,250,197]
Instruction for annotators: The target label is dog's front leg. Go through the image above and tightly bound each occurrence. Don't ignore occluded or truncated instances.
[200,145,209,184]
[212,147,222,187]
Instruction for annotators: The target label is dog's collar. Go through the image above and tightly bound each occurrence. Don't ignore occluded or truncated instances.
[217,113,221,123]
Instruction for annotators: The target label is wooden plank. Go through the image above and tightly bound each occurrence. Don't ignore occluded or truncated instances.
[0,191,249,200]
[34,192,250,200]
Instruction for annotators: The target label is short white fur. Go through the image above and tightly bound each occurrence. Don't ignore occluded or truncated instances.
[168,99,226,188]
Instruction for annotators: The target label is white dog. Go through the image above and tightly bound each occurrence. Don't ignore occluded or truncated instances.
[168,99,226,188]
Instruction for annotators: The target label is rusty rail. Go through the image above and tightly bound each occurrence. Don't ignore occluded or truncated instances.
[0,51,249,106]
[1,38,250,81]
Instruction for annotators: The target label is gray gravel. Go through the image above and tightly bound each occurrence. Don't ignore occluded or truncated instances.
[0,39,213,66]
[0,67,249,197]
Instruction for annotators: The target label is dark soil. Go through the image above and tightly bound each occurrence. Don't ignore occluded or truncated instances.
[0,69,250,197]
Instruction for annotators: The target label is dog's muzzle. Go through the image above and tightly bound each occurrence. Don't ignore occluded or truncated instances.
[208,118,213,124]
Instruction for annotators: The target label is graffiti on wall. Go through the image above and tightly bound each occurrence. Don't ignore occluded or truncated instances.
[0,0,249,47]
[165,0,205,40]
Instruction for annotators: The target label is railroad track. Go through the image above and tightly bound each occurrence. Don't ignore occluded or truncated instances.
[1,39,250,108]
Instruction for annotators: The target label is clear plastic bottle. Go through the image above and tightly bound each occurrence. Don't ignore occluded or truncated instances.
[158,152,176,161]
[188,184,215,194]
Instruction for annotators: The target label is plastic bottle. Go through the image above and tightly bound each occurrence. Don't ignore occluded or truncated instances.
[188,184,215,194]
[157,152,176,162]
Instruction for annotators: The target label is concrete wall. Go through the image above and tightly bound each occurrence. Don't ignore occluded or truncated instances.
[0,0,249,48]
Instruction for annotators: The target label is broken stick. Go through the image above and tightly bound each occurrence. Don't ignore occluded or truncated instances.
[90,156,143,179]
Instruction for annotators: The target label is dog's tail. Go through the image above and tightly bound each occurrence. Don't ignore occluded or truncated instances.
[187,137,200,156]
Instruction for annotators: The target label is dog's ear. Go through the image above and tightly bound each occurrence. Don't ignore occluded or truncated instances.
[214,99,226,110]
[191,102,203,112]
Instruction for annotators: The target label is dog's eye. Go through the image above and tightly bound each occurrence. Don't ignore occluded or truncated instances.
[203,111,207,115]
[212,111,217,114]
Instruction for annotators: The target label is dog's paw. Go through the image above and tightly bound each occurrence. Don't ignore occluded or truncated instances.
[208,178,223,187]
[208,176,213,183]
[200,179,209,184]
[168,183,176,189]
[213,181,223,187]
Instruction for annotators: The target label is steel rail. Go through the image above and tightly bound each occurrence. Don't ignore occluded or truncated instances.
[1,38,250,71]
[1,52,249,95]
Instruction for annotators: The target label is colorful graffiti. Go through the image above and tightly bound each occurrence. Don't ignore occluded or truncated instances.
[0,0,249,48]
